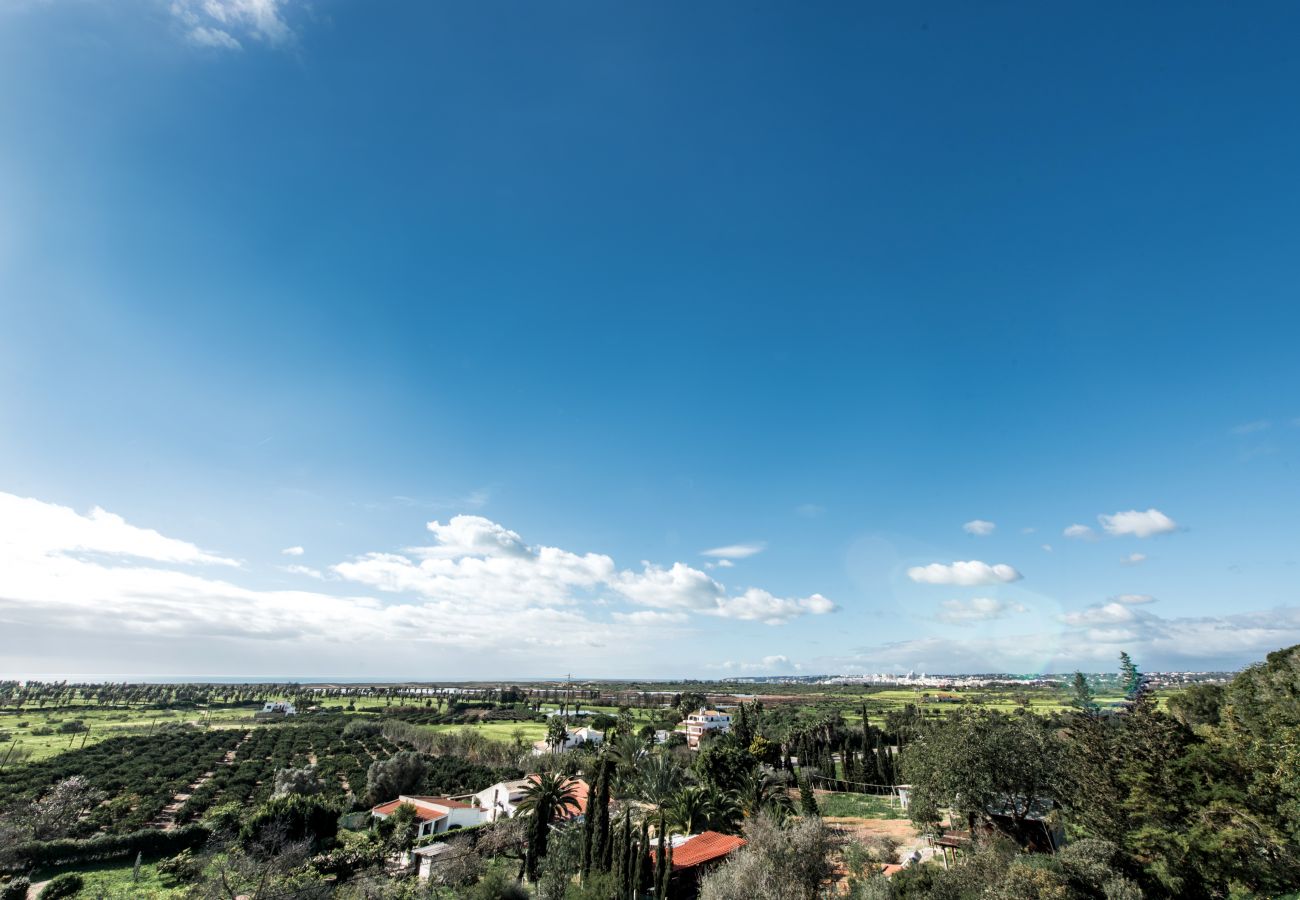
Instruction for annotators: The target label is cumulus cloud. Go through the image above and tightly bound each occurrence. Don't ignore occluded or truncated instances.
[0,492,237,567]
[962,519,996,536]
[1121,552,1148,566]
[701,542,765,559]
[1063,524,1095,540]
[907,560,1022,586]
[1098,508,1178,538]
[935,597,1026,624]
[281,546,304,556]
[0,495,835,676]
[171,0,295,50]
[1042,544,1053,553]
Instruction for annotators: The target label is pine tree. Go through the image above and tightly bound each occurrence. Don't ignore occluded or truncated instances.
[1072,671,1098,711]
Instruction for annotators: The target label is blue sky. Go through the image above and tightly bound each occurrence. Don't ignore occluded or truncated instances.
[1,1,1298,679]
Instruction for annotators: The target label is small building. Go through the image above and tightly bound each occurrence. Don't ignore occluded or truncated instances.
[472,775,590,823]
[412,842,456,880]
[654,831,747,897]
[370,796,490,838]
[530,725,604,755]
[676,709,732,749]
[260,701,296,716]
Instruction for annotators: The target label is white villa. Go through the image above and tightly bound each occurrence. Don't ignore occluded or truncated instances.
[260,701,296,715]
[677,708,732,749]
[369,796,490,838]
[472,775,590,823]
[530,725,604,755]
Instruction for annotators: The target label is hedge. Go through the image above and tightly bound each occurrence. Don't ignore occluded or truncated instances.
[37,873,82,899]
[4,824,211,872]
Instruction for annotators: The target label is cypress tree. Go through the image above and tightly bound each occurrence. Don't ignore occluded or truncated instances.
[638,816,652,894]
[799,772,820,817]
[613,811,628,895]
[654,812,667,896]
[596,758,613,871]
[581,762,601,879]
[658,843,673,898]
[624,813,639,899]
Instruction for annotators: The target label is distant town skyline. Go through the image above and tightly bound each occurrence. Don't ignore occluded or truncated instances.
[2,2,1299,678]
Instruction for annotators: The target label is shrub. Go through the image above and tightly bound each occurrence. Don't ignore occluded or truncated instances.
[1,878,31,900]
[29,726,53,736]
[37,873,83,899]
[57,721,87,734]
[157,848,204,885]
[7,824,211,872]
[342,719,382,739]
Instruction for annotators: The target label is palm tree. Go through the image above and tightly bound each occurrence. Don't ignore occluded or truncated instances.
[666,785,711,835]
[634,753,686,806]
[545,717,569,754]
[737,768,794,819]
[517,772,581,880]
[701,784,743,833]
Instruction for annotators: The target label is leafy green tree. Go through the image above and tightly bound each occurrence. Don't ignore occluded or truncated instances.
[240,793,340,854]
[901,709,1066,839]
[273,765,325,798]
[364,750,428,805]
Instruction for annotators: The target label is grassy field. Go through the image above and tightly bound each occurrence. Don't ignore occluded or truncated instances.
[24,858,185,899]
[0,704,264,763]
[818,791,908,820]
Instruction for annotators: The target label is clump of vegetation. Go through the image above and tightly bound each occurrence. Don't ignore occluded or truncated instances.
[36,872,82,899]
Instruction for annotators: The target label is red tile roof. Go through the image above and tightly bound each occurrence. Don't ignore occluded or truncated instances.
[668,831,746,869]
[370,800,447,822]
[524,776,590,820]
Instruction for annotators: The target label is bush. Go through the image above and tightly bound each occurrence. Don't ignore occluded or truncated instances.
[29,726,53,736]
[342,719,382,739]
[157,848,204,885]
[57,720,88,734]
[240,794,339,853]
[37,873,83,899]
[1,878,31,900]
[6,824,211,872]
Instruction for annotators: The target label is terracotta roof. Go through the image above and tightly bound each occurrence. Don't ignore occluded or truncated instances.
[408,796,474,810]
[668,831,746,869]
[524,775,590,819]
[370,800,447,822]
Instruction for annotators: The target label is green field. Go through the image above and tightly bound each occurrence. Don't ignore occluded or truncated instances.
[0,704,264,764]
[818,791,908,820]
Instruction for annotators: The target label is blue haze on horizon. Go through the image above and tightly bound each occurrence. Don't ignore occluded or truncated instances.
[0,1,1298,679]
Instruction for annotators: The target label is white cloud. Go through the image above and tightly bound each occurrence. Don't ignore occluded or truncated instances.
[710,589,835,625]
[187,25,242,49]
[1098,508,1178,538]
[709,655,802,673]
[1112,593,1156,605]
[0,492,237,567]
[962,519,996,536]
[907,560,1022,586]
[171,0,295,50]
[701,543,765,559]
[1121,552,1148,566]
[935,597,1026,624]
[714,559,735,568]
[281,546,304,556]
[1062,602,1136,628]
[0,494,836,677]
[611,610,689,626]
[1041,544,1053,553]
[1063,524,1095,540]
